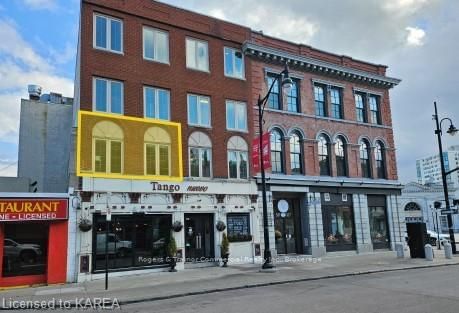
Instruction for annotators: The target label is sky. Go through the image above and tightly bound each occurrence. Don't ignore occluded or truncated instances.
[0,0,458,182]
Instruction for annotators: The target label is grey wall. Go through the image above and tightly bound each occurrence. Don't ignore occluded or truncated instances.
[17,99,72,193]
[0,177,30,192]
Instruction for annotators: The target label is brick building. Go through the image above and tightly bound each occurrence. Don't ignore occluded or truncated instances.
[71,0,405,281]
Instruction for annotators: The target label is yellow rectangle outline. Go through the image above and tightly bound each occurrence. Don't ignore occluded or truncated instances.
[76,110,183,182]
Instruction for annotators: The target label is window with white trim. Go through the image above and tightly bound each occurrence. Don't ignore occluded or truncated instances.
[188,94,211,127]
[143,27,169,63]
[144,86,170,120]
[93,77,123,114]
[189,132,212,178]
[186,38,209,72]
[227,136,248,179]
[226,100,247,131]
[92,121,123,174]
[224,47,244,79]
[144,127,171,176]
[93,14,123,53]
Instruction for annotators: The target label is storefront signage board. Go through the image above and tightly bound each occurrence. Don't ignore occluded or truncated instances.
[0,198,68,221]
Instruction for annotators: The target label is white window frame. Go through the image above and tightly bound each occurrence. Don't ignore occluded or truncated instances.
[92,138,124,174]
[186,37,209,72]
[226,100,247,132]
[143,86,170,120]
[92,77,124,114]
[144,143,171,176]
[187,94,211,128]
[93,14,123,54]
[224,47,245,79]
[227,150,248,180]
[142,26,169,64]
[189,147,212,178]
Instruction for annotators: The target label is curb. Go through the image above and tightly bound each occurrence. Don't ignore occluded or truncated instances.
[119,262,459,305]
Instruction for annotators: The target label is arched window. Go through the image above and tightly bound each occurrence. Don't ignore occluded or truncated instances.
[360,139,371,178]
[188,132,212,178]
[227,136,248,179]
[290,132,303,174]
[335,136,347,177]
[375,141,386,179]
[270,129,284,173]
[404,202,421,211]
[144,127,171,176]
[318,134,331,176]
[92,121,124,174]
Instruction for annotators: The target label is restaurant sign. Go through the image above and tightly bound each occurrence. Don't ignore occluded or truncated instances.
[0,198,68,221]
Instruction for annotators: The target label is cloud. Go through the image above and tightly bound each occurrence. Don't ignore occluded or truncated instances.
[21,0,58,11]
[405,26,426,46]
[0,17,73,177]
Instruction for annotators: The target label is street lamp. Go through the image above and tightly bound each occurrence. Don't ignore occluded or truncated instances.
[433,101,459,254]
[257,63,293,269]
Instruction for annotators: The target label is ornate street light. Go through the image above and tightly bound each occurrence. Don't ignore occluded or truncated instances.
[257,63,292,269]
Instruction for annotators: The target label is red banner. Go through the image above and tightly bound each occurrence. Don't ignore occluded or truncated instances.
[0,198,68,222]
[252,133,271,172]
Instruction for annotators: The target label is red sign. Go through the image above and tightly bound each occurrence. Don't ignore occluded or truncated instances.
[252,133,271,172]
[0,198,68,222]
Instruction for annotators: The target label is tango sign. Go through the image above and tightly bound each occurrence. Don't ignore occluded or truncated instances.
[0,198,68,221]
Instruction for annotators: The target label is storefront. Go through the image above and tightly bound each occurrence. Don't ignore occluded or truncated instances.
[0,195,69,288]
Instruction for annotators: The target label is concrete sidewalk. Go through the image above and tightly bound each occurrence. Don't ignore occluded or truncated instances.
[2,251,459,306]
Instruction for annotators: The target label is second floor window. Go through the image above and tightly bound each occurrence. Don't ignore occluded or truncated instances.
[144,127,171,176]
[143,27,169,63]
[267,75,281,110]
[188,94,211,127]
[224,47,244,79]
[355,93,366,123]
[186,38,209,72]
[144,87,170,120]
[226,100,247,131]
[375,141,386,179]
[318,135,330,176]
[369,95,381,124]
[270,129,284,173]
[92,121,123,174]
[314,84,326,117]
[287,80,299,113]
[227,136,248,179]
[93,77,123,114]
[330,87,343,119]
[290,132,302,174]
[335,137,347,176]
[360,140,371,178]
[189,131,212,178]
[94,14,122,53]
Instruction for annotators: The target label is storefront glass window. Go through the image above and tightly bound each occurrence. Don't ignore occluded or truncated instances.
[2,223,48,277]
[227,213,251,242]
[93,214,171,271]
[369,206,390,248]
[323,206,355,250]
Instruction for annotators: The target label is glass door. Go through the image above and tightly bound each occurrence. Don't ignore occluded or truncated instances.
[274,199,298,254]
[184,214,214,262]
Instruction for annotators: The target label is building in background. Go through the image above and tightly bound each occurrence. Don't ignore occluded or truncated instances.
[416,145,459,188]
[18,85,73,193]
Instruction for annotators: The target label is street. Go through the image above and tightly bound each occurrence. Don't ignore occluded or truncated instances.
[124,266,459,313]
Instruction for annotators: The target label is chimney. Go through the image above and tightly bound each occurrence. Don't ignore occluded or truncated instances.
[28,85,42,101]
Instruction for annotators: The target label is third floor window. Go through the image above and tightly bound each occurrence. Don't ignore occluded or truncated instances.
[94,14,123,53]
[188,94,211,127]
[226,100,247,132]
[314,84,326,117]
[224,47,244,79]
[267,75,281,110]
[143,86,170,120]
[330,87,343,119]
[369,95,381,124]
[93,77,123,114]
[186,38,209,72]
[287,80,300,113]
[355,93,367,123]
[143,27,169,63]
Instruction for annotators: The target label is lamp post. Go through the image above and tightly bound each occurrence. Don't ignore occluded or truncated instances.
[433,101,459,254]
[257,63,293,269]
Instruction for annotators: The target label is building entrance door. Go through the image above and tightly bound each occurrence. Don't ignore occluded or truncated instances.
[274,199,301,254]
[184,214,214,262]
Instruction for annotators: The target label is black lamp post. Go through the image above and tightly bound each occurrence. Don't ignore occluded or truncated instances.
[433,101,459,254]
[257,63,293,269]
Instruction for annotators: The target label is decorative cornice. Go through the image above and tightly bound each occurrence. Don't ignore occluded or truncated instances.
[243,42,401,88]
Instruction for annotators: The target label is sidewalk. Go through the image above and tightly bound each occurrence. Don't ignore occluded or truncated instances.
[2,251,459,306]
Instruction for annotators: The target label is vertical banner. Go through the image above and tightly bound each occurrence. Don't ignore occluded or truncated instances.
[252,133,271,172]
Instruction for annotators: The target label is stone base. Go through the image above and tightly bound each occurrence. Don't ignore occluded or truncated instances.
[357,244,373,254]
[311,246,326,258]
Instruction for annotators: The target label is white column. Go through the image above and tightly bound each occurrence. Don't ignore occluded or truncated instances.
[307,192,326,257]
[172,211,185,269]
[257,190,275,261]
[387,194,406,250]
[353,194,372,253]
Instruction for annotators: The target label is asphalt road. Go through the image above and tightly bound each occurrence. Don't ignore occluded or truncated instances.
[124,266,459,313]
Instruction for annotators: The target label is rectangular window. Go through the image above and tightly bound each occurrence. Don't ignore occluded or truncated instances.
[228,150,248,179]
[227,213,251,242]
[145,143,170,176]
[143,27,169,63]
[369,95,381,124]
[94,139,122,174]
[110,141,122,174]
[226,100,247,131]
[267,75,281,110]
[314,84,326,117]
[94,139,107,172]
[189,147,212,178]
[330,87,343,119]
[93,77,123,114]
[186,38,209,72]
[93,14,123,53]
[355,93,366,123]
[188,94,211,127]
[287,80,299,112]
[144,86,170,120]
[224,47,244,79]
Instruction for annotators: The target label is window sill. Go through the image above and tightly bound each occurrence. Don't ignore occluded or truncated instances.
[143,57,170,65]
[224,74,246,81]
[188,124,212,129]
[186,67,211,74]
[226,128,248,134]
[93,46,124,55]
